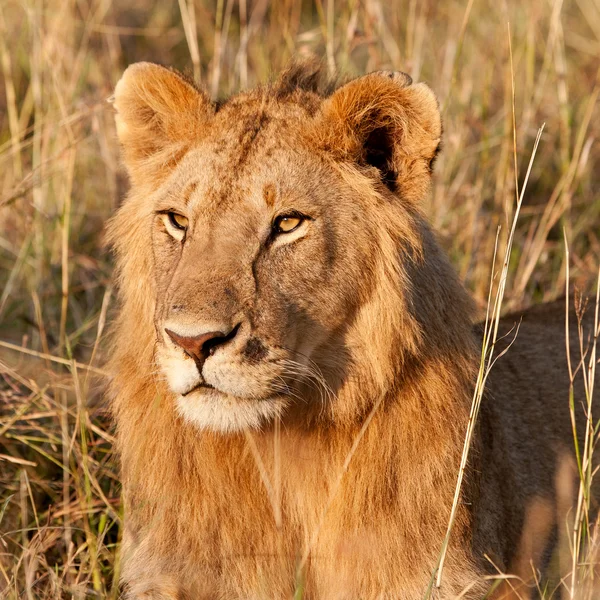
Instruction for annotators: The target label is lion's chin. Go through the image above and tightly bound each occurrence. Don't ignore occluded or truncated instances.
[175,387,287,433]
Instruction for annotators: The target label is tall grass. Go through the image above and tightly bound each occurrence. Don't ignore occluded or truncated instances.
[0,0,599,598]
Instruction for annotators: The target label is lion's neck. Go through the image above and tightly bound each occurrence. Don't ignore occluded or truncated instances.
[116,341,476,544]
[111,322,480,600]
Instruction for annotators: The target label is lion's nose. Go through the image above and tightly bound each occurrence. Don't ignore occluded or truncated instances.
[165,324,240,371]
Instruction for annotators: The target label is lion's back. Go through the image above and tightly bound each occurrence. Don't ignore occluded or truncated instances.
[473,299,597,573]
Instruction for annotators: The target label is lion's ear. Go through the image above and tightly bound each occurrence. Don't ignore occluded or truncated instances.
[317,71,441,203]
[113,62,214,187]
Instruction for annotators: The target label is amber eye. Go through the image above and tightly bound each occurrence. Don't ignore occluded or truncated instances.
[168,212,188,230]
[274,215,303,234]
[161,212,189,242]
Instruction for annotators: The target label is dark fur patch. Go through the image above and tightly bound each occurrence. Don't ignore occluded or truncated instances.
[263,183,276,208]
[273,59,339,101]
[231,111,270,169]
[243,337,268,362]
[182,181,198,205]
[363,125,398,191]
[429,139,442,173]
[190,60,340,117]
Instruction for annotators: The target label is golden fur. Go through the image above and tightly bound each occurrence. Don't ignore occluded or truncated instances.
[107,62,596,599]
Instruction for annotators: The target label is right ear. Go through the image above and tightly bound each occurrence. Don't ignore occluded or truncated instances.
[314,71,441,204]
[112,62,214,188]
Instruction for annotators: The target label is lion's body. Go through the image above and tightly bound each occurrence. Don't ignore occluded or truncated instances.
[475,301,594,582]
[108,62,597,599]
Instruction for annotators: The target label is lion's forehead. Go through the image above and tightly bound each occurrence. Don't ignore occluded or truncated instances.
[169,155,284,225]
[206,101,311,165]
[164,111,324,218]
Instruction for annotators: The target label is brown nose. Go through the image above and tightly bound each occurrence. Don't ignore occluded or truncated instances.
[165,324,240,371]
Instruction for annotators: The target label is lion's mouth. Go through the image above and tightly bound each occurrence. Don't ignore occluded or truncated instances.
[181,381,215,396]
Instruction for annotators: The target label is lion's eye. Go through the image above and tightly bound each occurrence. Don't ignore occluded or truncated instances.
[161,212,189,241]
[274,215,303,234]
[168,212,188,230]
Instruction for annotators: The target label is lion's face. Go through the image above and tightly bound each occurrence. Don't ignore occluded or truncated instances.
[111,63,442,432]
[152,133,371,431]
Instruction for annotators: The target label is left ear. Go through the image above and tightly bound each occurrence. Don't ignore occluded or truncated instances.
[112,62,214,189]
[316,71,441,203]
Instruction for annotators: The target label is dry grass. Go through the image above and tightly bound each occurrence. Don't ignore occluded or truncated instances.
[0,0,599,598]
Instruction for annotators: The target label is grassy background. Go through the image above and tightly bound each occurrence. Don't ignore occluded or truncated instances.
[0,0,599,597]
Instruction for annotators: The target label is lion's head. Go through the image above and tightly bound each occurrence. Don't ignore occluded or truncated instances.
[109,62,473,433]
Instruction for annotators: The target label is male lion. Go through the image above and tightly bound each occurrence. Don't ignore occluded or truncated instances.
[108,61,597,599]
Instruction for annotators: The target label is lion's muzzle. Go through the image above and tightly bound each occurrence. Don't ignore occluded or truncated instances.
[165,323,241,373]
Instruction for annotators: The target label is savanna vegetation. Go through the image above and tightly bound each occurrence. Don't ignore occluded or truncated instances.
[0,0,599,597]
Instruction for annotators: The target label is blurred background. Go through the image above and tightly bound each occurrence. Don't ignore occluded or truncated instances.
[0,0,598,597]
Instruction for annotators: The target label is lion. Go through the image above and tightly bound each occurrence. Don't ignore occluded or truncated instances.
[107,61,597,599]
